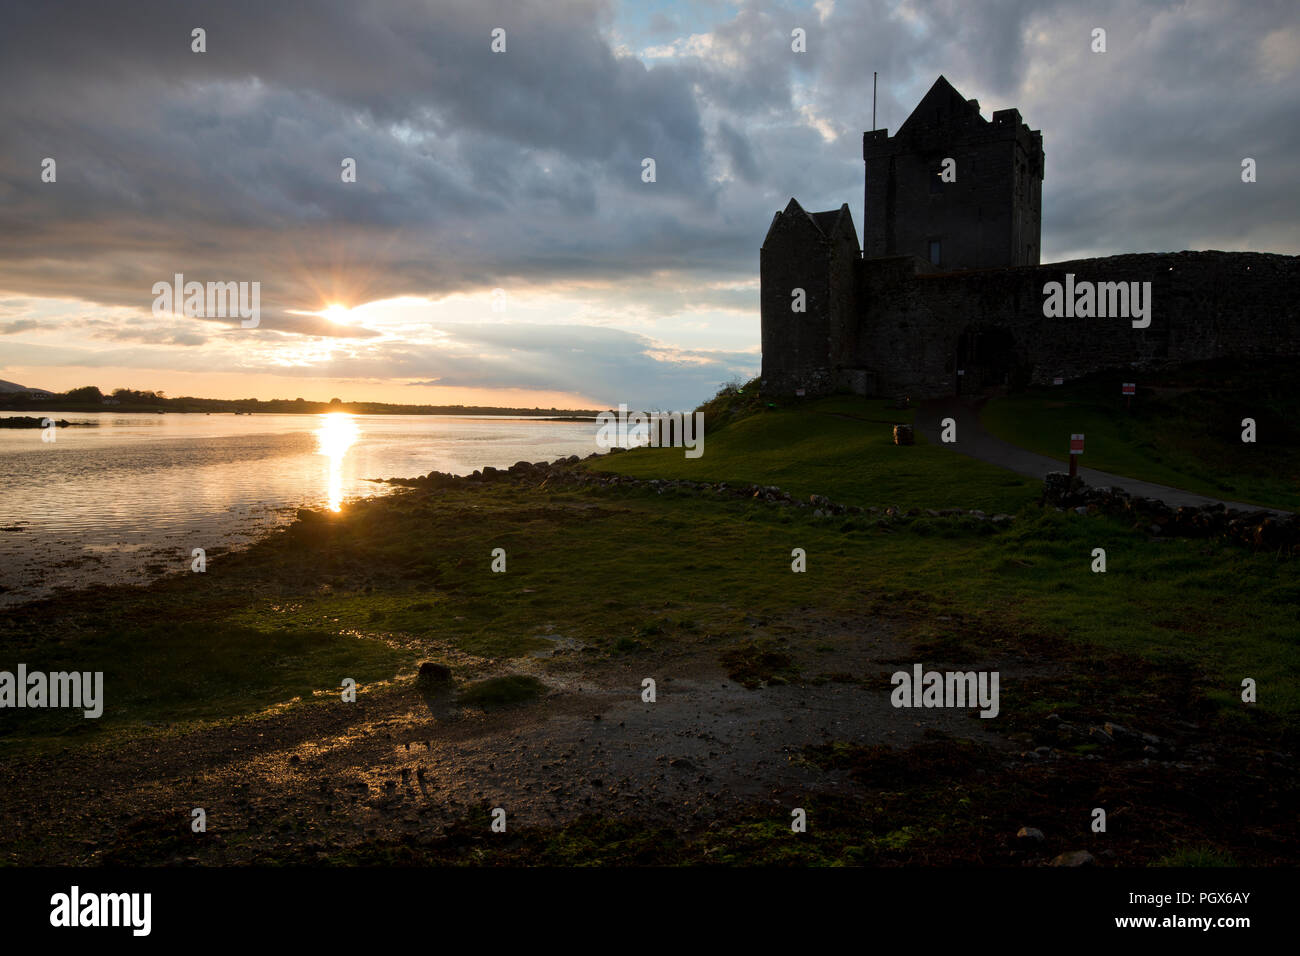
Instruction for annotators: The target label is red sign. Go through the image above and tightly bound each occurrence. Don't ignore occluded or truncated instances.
[1070,434,1084,455]
[1122,383,1136,396]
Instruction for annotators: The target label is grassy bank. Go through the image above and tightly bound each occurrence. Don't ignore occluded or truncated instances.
[593,395,1040,514]
[981,363,1300,510]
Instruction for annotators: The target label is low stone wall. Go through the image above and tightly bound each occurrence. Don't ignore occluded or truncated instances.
[388,456,1015,526]
[1042,472,1297,554]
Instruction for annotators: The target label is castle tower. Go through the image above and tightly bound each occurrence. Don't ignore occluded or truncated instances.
[862,75,1044,270]
[759,199,860,395]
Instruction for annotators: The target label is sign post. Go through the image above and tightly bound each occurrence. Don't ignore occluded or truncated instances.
[1069,433,1084,479]
[1122,382,1135,412]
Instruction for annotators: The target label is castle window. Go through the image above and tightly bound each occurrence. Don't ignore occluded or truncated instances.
[929,240,941,265]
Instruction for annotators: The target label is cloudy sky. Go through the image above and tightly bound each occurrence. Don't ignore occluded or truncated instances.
[1,0,1296,408]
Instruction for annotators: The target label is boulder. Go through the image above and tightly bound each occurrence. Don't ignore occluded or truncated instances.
[417,661,453,683]
[1049,850,1096,867]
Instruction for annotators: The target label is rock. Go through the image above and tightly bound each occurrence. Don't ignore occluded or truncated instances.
[0,416,72,429]
[417,661,452,682]
[1087,725,1115,744]
[1103,722,1149,745]
[1103,721,1131,738]
[1043,471,1085,506]
[1016,826,1045,843]
[892,424,915,445]
[1050,850,1096,867]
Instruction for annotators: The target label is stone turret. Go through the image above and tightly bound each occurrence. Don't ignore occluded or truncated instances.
[759,199,859,395]
[862,75,1044,270]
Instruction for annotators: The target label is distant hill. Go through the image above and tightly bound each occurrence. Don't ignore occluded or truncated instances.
[0,382,601,417]
[0,379,54,397]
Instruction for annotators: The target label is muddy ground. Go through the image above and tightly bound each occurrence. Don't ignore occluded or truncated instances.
[2,604,1293,866]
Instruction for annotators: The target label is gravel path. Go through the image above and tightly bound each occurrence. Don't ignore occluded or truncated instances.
[916,397,1290,514]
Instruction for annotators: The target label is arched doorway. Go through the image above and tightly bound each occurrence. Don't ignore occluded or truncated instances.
[954,325,1021,396]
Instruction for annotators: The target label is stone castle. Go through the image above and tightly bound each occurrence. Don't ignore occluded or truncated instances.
[759,76,1299,398]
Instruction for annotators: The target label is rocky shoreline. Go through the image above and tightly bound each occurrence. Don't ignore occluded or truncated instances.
[387,455,1019,525]
[0,415,83,428]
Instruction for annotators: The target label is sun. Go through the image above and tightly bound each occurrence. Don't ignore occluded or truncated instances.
[321,303,350,323]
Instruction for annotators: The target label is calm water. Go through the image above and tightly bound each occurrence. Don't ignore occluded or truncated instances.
[0,412,604,604]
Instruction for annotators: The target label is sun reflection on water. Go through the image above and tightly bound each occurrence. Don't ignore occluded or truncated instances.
[315,413,359,511]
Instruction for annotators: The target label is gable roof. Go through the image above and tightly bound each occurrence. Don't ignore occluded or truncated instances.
[809,209,843,234]
[895,74,985,138]
[763,198,857,248]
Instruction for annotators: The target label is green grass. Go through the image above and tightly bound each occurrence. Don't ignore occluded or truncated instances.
[1151,847,1240,867]
[229,591,553,659]
[266,485,1298,724]
[982,372,1300,510]
[0,622,405,746]
[593,395,1039,514]
[458,674,547,709]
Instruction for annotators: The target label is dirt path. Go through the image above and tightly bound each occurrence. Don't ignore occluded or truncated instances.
[916,397,1289,514]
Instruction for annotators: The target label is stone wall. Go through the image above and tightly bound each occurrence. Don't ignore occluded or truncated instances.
[853,250,1300,399]
[1043,472,1298,554]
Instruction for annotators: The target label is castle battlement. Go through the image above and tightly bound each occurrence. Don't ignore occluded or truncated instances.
[759,76,1300,401]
